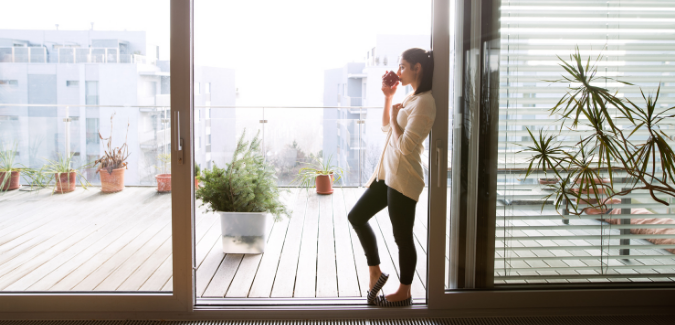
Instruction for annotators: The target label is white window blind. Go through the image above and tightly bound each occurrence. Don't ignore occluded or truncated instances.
[497,0,675,284]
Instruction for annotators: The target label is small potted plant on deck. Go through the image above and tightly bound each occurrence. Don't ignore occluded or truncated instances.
[94,113,130,193]
[293,154,344,195]
[195,129,290,254]
[155,153,171,193]
[0,143,21,192]
[44,153,91,194]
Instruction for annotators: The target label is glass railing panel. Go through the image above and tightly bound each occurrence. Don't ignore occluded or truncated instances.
[0,104,173,292]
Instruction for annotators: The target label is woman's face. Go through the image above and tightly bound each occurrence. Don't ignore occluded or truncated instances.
[397,58,420,87]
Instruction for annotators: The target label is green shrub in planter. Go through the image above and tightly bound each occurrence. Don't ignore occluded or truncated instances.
[195,129,290,221]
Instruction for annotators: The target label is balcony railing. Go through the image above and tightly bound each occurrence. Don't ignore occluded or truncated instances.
[0,47,156,65]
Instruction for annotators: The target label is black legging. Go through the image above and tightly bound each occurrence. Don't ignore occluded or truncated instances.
[348,180,417,285]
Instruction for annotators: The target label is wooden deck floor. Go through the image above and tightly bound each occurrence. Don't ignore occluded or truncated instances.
[0,187,430,298]
[2,186,673,298]
[194,188,429,299]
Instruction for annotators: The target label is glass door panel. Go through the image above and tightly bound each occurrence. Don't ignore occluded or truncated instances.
[194,0,432,304]
[0,0,172,292]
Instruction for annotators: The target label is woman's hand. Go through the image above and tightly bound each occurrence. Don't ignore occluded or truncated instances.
[381,75,398,98]
[391,103,403,118]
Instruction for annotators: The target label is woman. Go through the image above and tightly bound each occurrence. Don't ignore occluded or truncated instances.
[348,48,436,307]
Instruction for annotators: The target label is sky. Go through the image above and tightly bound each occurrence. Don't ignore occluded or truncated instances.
[2,0,432,106]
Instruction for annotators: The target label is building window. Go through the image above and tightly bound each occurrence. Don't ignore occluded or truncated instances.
[195,82,200,95]
[66,80,79,87]
[205,82,210,94]
[85,81,98,105]
[86,118,100,144]
[0,80,18,87]
[198,136,201,149]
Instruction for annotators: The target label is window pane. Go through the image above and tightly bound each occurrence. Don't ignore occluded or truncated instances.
[496,0,675,285]
[0,0,172,292]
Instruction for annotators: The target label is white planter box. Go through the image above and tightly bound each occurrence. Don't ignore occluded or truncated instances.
[217,211,268,254]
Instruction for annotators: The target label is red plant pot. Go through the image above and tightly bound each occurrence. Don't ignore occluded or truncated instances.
[0,171,20,191]
[315,174,334,195]
[54,171,76,194]
[538,178,559,185]
[195,178,199,188]
[574,178,611,214]
[99,168,126,193]
[156,174,171,193]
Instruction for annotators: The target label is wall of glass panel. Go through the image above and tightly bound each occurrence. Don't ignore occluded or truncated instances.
[496,0,675,285]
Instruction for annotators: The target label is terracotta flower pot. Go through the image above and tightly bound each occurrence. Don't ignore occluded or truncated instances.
[54,171,76,194]
[574,178,611,214]
[99,168,125,193]
[156,174,171,193]
[315,174,334,195]
[195,178,199,188]
[538,178,559,185]
[0,171,20,191]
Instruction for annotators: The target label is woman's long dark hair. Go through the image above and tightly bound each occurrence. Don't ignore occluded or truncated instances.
[401,48,434,95]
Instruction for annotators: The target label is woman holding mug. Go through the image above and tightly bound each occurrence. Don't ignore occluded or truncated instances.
[348,48,436,307]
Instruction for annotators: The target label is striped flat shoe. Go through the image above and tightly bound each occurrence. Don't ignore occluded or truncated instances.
[375,295,413,307]
[366,272,389,305]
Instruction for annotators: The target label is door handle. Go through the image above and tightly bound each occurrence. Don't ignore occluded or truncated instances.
[174,111,184,165]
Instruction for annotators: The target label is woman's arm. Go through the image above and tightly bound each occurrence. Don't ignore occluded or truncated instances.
[383,96,392,128]
[392,97,437,156]
[381,79,398,128]
[390,103,404,142]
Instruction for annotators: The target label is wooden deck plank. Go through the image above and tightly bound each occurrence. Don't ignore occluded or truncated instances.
[117,236,172,291]
[195,233,225,296]
[78,200,172,291]
[332,189,361,297]
[96,201,224,292]
[139,253,172,291]
[194,208,222,269]
[161,276,173,291]
[95,221,172,291]
[49,192,170,291]
[270,190,308,298]
[8,195,170,291]
[0,189,148,290]
[0,189,125,254]
[293,193,320,297]
[224,214,278,298]
[343,189,370,297]
[271,189,308,298]
[316,194,338,297]
[247,191,294,297]
[202,254,243,297]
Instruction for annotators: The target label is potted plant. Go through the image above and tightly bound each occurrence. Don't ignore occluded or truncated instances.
[293,154,344,195]
[195,130,290,254]
[194,164,201,188]
[155,153,171,193]
[521,48,675,215]
[94,113,130,193]
[0,143,21,192]
[44,153,91,194]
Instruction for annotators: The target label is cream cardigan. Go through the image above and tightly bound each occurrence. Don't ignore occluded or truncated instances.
[365,90,436,202]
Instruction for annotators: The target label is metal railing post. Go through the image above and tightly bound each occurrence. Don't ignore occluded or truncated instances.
[620,187,631,256]
[64,106,71,168]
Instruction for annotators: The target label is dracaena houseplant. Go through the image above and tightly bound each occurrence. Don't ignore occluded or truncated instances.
[520,47,675,215]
